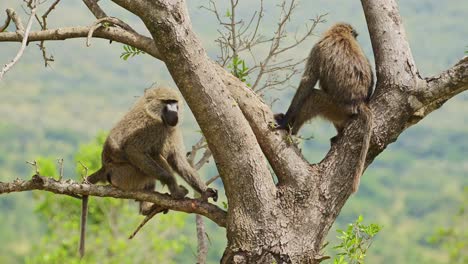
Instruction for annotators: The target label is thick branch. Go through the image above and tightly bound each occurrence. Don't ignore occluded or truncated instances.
[216,66,311,186]
[421,56,468,104]
[0,175,226,227]
[82,0,108,19]
[0,26,161,59]
[361,0,420,93]
[405,56,468,125]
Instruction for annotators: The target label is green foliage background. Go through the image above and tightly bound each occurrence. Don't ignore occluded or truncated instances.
[0,0,466,263]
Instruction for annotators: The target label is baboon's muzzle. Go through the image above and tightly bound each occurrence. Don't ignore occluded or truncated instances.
[163,103,179,127]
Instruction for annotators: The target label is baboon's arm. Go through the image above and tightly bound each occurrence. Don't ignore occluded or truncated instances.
[284,47,320,125]
[168,149,207,194]
[125,145,174,182]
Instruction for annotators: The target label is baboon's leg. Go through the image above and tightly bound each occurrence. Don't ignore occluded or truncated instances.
[291,89,340,135]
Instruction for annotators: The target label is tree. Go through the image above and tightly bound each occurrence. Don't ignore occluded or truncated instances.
[0,0,466,263]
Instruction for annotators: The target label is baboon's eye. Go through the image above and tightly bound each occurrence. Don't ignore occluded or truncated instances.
[162,99,178,104]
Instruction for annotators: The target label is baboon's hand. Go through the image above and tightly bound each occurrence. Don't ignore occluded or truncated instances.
[273,113,289,131]
[203,188,218,202]
[141,203,169,216]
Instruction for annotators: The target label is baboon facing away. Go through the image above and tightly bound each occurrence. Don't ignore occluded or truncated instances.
[275,23,374,192]
[79,86,218,257]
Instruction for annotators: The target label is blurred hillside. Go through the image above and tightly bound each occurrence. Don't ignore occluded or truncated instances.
[0,0,467,263]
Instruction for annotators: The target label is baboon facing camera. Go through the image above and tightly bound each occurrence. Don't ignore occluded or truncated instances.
[79,86,217,257]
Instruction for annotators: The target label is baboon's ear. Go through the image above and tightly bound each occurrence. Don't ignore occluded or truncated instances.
[145,101,162,121]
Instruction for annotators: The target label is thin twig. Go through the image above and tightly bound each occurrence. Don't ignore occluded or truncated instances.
[194,148,212,171]
[26,160,39,175]
[205,175,220,186]
[0,4,37,81]
[41,0,61,30]
[187,137,206,166]
[56,158,64,180]
[78,161,89,182]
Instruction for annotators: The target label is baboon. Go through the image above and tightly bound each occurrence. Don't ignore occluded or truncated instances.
[79,86,217,257]
[275,22,374,193]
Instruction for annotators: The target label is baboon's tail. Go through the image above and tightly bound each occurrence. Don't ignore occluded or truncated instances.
[79,167,106,258]
[353,105,373,193]
[79,195,88,258]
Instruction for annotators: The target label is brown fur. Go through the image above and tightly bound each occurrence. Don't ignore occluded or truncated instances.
[276,23,374,193]
[79,86,217,257]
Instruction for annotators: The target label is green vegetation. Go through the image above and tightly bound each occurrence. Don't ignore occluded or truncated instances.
[0,0,467,263]
[428,187,468,263]
[120,45,146,61]
[331,216,382,264]
[228,56,250,85]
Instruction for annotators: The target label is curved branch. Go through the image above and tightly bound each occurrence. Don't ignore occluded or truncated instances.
[0,5,37,81]
[0,9,12,32]
[0,26,161,59]
[0,175,227,227]
[86,16,137,47]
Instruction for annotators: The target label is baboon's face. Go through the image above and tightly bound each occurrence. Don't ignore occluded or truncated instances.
[161,100,179,127]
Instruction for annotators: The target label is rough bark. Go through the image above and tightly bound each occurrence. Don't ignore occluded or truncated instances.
[0,0,467,263]
[0,175,226,227]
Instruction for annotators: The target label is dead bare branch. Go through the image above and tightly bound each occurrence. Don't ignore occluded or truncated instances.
[205,0,324,94]
[26,160,39,175]
[0,3,37,81]
[205,175,220,186]
[33,0,61,67]
[57,158,64,180]
[0,26,162,60]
